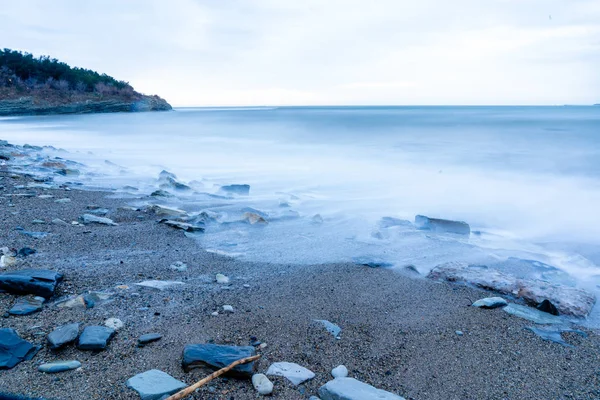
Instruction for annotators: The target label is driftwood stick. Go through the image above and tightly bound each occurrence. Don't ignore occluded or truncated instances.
[165,354,261,400]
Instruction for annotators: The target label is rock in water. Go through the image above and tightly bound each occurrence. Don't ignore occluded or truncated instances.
[537,299,559,315]
[159,219,204,232]
[149,204,187,217]
[471,297,508,309]
[220,184,250,196]
[252,373,274,395]
[414,215,470,236]
[9,296,45,315]
[266,362,315,385]
[0,328,41,369]
[126,369,187,400]
[38,360,81,373]
[138,333,162,346]
[503,304,562,324]
[319,377,406,400]
[182,344,256,377]
[47,323,80,349]
[332,365,349,378]
[0,269,63,298]
[77,326,116,350]
[427,262,595,317]
[80,214,118,226]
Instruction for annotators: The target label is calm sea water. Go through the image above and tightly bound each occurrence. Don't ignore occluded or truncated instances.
[2,106,600,319]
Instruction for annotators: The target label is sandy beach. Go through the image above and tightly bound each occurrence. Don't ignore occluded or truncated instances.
[0,153,599,400]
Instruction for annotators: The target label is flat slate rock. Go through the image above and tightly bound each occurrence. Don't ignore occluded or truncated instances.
[126,369,187,400]
[319,377,406,400]
[9,296,45,315]
[80,214,118,226]
[38,360,81,373]
[77,326,115,351]
[182,344,256,377]
[266,362,315,385]
[138,333,162,345]
[415,215,470,236]
[47,323,80,349]
[0,269,63,298]
[0,328,41,369]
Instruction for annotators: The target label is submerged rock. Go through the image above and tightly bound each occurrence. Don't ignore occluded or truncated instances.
[158,170,191,192]
[0,328,41,369]
[51,218,69,226]
[150,189,174,198]
[352,256,393,268]
[266,362,315,385]
[314,320,342,339]
[149,204,187,217]
[427,262,596,317]
[47,323,80,349]
[243,212,268,225]
[252,373,274,395]
[525,326,587,347]
[182,343,256,377]
[159,219,204,232]
[414,215,470,236]
[0,269,63,298]
[503,304,562,324]
[220,184,250,196]
[126,369,187,400]
[319,377,406,400]
[38,360,81,373]
[471,297,508,309]
[9,295,45,315]
[77,326,116,350]
[80,214,118,226]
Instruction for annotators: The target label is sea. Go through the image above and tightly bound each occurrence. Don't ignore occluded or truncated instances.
[2,106,600,323]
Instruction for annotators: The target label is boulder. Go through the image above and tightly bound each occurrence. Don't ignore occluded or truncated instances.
[427,262,596,317]
[0,269,63,298]
[77,326,115,350]
[266,362,315,385]
[47,323,80,349]
[9,296,45,315]
[126,369,187,400]
[182,344,256,377]
[0,328,41,369]
[38,360,81,373]
[319,377,406,400]
[414,215,470,236]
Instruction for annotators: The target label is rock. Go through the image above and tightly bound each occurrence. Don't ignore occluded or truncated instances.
[216,274,230,284]
[471,297,508,309]
[182,343,257,377]
[312,214,324,224]
[414,215,470,236]
[38,360,81,373]
[537,299,559,315]
[54,198,72,203]
[134,280,185,290]
[55,295,86,309]
[401,265,420,276]
[243,212,268,225]
[0,328,41,369]
[314,320,342,339]
[77,326,116,350]
[56,168,80,176]
[104,317,124,330]
[211,311,219,316]
[427,262,596,317]
[47,323,80,349]
[39,195,54,199]
[150,189,174,198]
[455,330,464,336]
[138,333,162,346]
[309,397,321,400]
[332,365,348,378]
[149,205,187,217]
[126,369,187,400]
[252,373,274,395]
[83,291,113,308]
[220,184,250,196]
[352,256,393,268]
[87,208,110,216]
[9,295,45,315]
[379,217,412,228]
[80,214,118,226]
[17,247,36,257]
[15,228,49,239]
[0,254,17,268]
[159,219,204,232]
[525,326,587,347]
[243,284,250,288]
[222,305,234,313]
[319,377,406,400]
[169,261,188,272]
[31,219,45,224]
[503,304,562,324]
[0,269,63,298]
[158,171,191,192]
[266,362,315,385]
[52,218,69,226]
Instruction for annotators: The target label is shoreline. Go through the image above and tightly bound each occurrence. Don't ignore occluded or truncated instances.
[1,144,600,399]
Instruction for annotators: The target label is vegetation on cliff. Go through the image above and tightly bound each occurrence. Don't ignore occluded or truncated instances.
[0,48,171,115]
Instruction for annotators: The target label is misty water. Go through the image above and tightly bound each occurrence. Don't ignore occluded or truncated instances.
[2,106,600,323]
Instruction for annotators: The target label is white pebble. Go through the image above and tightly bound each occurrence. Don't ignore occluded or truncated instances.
[243,284,250,288]
[331,365,348,378]
[104,318,124,330]
[211,311,219,316]
[215,273,230,284]
[252,373,274,395]
[222,305,234,313]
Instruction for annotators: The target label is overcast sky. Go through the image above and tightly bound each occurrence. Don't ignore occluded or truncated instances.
[1,0,599,106]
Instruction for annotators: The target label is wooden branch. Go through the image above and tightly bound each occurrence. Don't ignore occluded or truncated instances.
[165,354,261,400]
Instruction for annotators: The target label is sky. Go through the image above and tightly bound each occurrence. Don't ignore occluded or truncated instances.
[1,0,599,106]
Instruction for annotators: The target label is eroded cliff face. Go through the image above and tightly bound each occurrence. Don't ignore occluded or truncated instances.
[0,95,172,116]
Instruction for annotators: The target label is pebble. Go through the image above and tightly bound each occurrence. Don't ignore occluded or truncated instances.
[51,218,68,226]
[54,198,71,203]
[455,330,464,336]
[243,284,250,288]
[252,374,274,395]
[211,311,219,316]
[222,305,234,313]
[215,273,230,284]
[471,297,508,309]
[104,318,124,330]
[138,333,162,346]
[332,365,349,378]
[169,261,188,272]
[47,323,80,349]
[38,360,81,373]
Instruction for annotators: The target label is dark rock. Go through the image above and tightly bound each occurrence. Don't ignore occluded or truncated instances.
[150,190,174,198]
[9,296,45,315]
[56,169,79,176]
[220,184,250,196]
[537,299,559,316]
[0,269,63,298]
[17,247,36,257]
[0,328,41,369]
[47,323,80,349]
[138,333,162,346]
[77,326,115,351]
[414,215,470,235]
[182,343,256,377]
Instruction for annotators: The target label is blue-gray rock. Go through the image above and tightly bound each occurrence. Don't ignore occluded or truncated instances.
[414,215,470,236]
[220,184,250,196]
[525,326,587,347]
[38,360,81,373]
[182,344,256,377]
[9,296,45,315]
[77,326,115,350]
[17,247,36,257]
[314,320,342,339]
[319,377,406,400]
[0,328,41,369]
[14,227,50,239]
[138,333,162,346]
[80,214,118,226]
[47,323,80,349]
[126,369,187,400]
[0,269,63,298]
[379,217,412,228]
[471,297,508,309]
[503,304,562,324]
